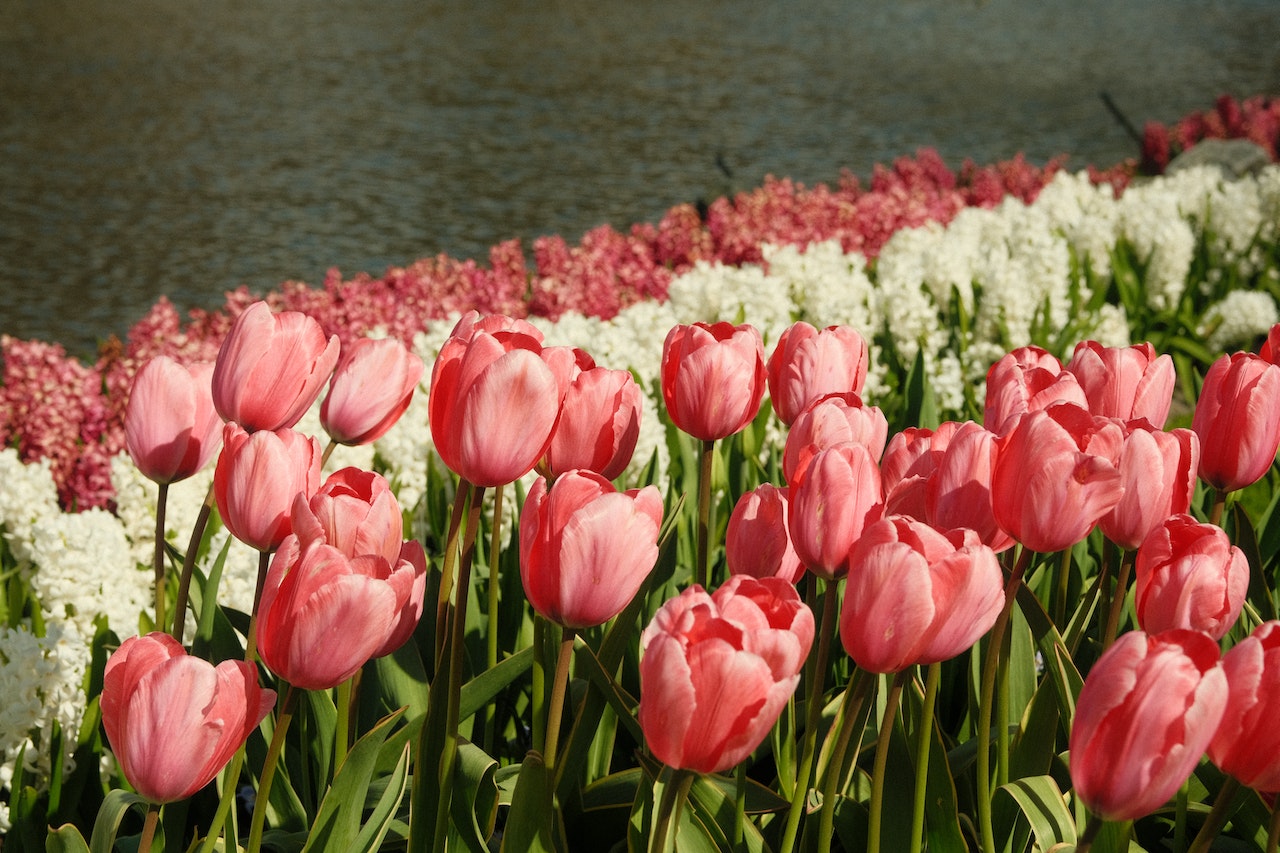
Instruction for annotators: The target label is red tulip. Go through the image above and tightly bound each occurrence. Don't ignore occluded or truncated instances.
[990,404,1124,553]
[519,470,662,629]
[101,633,275,804]
[983,345,1087,437]
[766,321,869,426]
[211,301,340,432]
[726,484,804,584]
[213,423,322,552]
[257,534,427,688]
[1258,323,1280,364]
[1134,514,1248,640]
[782,392,887,484]
[881,423,961,520]
[787,443,883,579]
[320,337,424,446]
[840,516,1003,673]
[1067,340,1175,427]
[1209,621,1280,792]
[543,360,643,481]
[428,312,573,487]
[125,357,223,484]
[291,467,404,565]
[1192,352,1280,492]
[1069,629,1226,821]
[924,421,1013,553]
[638,575,814,773]
[1098,422,1199,550]
[661,322,766,441]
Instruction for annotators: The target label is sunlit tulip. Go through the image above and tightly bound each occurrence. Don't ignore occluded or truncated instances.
[125,357,223,484]
[924,421,1013,553]
[543,360,643,481]
[638,575,814,774]
[1209,621,1280,792]
[766,321,869,426]
[213,423,322,552]
[660,321,766,441]
[1067,340,1175,427]
[983,345,1087,437]
[519,470,662,629]
[1069,629,1226,821]
[782,391,887,484]
[1134,514,1248,640]
[725,484,804,584]
[881,423,961,520]
[211,300,340,432]
[1258,323,1280,365]
[320,337,424,446]
[1098,422,1199,550]
[101,633,275,804]
[841,516,1003,673]
[290,467,404,565]
[787,442,883,579]
[1192,352,1280,492]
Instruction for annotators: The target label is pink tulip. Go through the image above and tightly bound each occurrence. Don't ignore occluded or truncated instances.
[661,322,766,441]
[1192,352,1280,492]
[519,470,662,629]
[990,403,1124,553]
[1069,629,1227,821]
[428,312,573,487]
[211,301,340,432]
[766,321,869,426]
[290,467,405,565]
[125,357,223,485]
[213,423,322,552]
[725,484,804,584]
[787,442,883,579]
[841,516,1003,673]
[881,423,961,520]
[1067,340,1175,427]
[543,360,643,481]
[924,421,1013,553]
[782,392,887,484]
[1098,422,1199,550]
[1209,621,1280,792]
[1134,514,1249,640]
[320,337,424,446]
[638,575,814,773]
[1258,323,1280,364]
[101,633,275,804]
[983,345,1087,437]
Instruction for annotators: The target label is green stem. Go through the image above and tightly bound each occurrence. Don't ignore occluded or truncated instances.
[197,748,245,853]
[1102,549,1135,651]
[698,438,715,590]
[334,676,353,779]
[1053,546,1070,627]
[544,629,575,774]
[1186,776,1241,853]
[1175,779,1189,853]
[482,482,504,753]
[868,671,907,853]
[248,685,299,853]
[433,479,472,667]
[734,762,747,849]
[320,438,336,468]
[1076,813,1103,853]
[532,617,547,755]
[650,768,696,853]
[909,663,941,853]
[1267,797,1280,853]
[171,485,214,643]
[153,482,169,633]
[816,669,874,853]
[244,549,272,662]
[138,801,161,853]
[997,629,1010,791]
[1210,488,1228,528]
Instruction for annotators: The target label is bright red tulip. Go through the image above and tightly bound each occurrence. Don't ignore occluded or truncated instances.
[1192,352,1280,492]
[782,392,887,484]
[1067,340,1175,427]
[661,321,766,441]
[428,312,573,487]
[320,337,424,446]
[211,300,340,432]
[257,534,427,689]
[840,516,1003,673]
[924,421,1013,553]
[125,357,223,485]
[1098,422,1199,550]
[543,360,643,481]
[990,403,1124,553]
[638,575,814,773]
[787,442,883,579]
[1209,621,1280,792]
[1069,629,1226,821]
[726,484,804,584]
[881,423,961,520]
[1134,514,1248,640]
[983,345,1087,437]
[766,321,869,426]
[519,470,662,629]
[213,423,322,552]
[101,633,275,804]
[290,467,404,565]
[1258,323,1280,364]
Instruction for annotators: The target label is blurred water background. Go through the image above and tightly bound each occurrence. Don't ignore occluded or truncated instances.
[2,0,1278,359]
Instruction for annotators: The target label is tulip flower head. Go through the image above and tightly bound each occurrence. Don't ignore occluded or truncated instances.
[983,345,1087,437]
[1134,514,1248,640]
[543,359,643,481]
[1192,351,1280,493]
[321,337,424,446]
[782,391,887,484]
[1099,422,1199,550]
[1066,340,1175,427]
[726,484,804,584]
[924,420,1013,553]
[213,423,323,552]
[1209,621,1280,792]
[661,321,766,441]
[125,357,223,485]
[787,442,883,578]
[291,466,405,565]
[881,422,961,520]
[766,321,869,426]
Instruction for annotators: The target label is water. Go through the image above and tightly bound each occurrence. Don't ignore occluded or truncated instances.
[2,0,1278,359]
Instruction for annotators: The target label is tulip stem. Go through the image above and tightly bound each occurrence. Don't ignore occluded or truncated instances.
[1052,546,1071,628]
[697,438,714,590]
[244,549,272,662]
[544,629,575,774]
[248,685,299,853]
[171,485,215,644]
[1076,813,1103,853]
[1210,488,1228,528]
[1102,549,1135,651]
[868,670,907,853]
[197,747,245,853]
[434,479,472,668]
[137,801,161,853]
[335,676,353,778]
[977,546,1033,853]
[1266,797,1280,853]
[153,482,169,634]
[816,668,874,853]
[1186,776,1241,853]
[482,482,505,754]
[650,767,695,853]
[909,662,941,853]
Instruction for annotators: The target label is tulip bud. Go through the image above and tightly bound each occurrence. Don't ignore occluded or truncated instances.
[1192,352,1280,492]
[1134,514,1248,640]
[661,321,766,441]
[125,357,222,485]
[321,337,424,446]
[766,321,869,426]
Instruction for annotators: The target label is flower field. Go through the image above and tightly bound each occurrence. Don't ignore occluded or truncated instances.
[4,93,1280,852]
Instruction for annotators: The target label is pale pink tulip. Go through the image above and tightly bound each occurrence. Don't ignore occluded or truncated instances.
[1067,340,1175,427]
[661,322,766,441]
[321,337,424,446]
[213,423,322,552]
[766,321,869,426]
[1192,352,1280,492]
[1134,514,1248,640]
[1209,621,1280,792]
[125,357,222,484]
[782,392,887,484]
[787,442,883,579]
[983,345,1087,437]
[725,484,804,583]
[1098,422,1199,550]
[544,361,643,481]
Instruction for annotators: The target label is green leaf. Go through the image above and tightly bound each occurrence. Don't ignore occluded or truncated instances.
[46,824,92,853]
[302,708,405,853]
[997,775,1076,849]
[449,741,500,853]
[352,742,411,853]
[88,790,149,853]
[459,646,533,721]
[1231,502,1278,622]
[500,751,558,853]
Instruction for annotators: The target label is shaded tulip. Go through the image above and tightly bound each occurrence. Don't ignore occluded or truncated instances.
[101,632,275,804]
[661,321,766,441]
[638,575,814,774]
[990,403,1124,553]
[519,470,662,629]
[428,312,573,487]
[1192,352,1280,492]
[881,423,961,520]
[787,442,883,579]
[1069,629,1226,821]
[1209,621,1280,792]
[841,516,1003,673]
[1098,422,1199,550]
[1134,514,1248,640]
[257,534,426,689]
[125,357,223,484]
[543,360,643,481]
[291,467,404,565]
[1067,340,1175,427]
[924,421,1013,553]
[766,321,869,426]
[983,345,1087,437]
[1259,322,1280,365]
[320,337,424,446]
[782,391,887,484]
[211,300,340,432]
[726,484,804,584]
[213,423,322,552]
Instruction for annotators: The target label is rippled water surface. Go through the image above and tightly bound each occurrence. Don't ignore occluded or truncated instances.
[2,0,1278,357]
